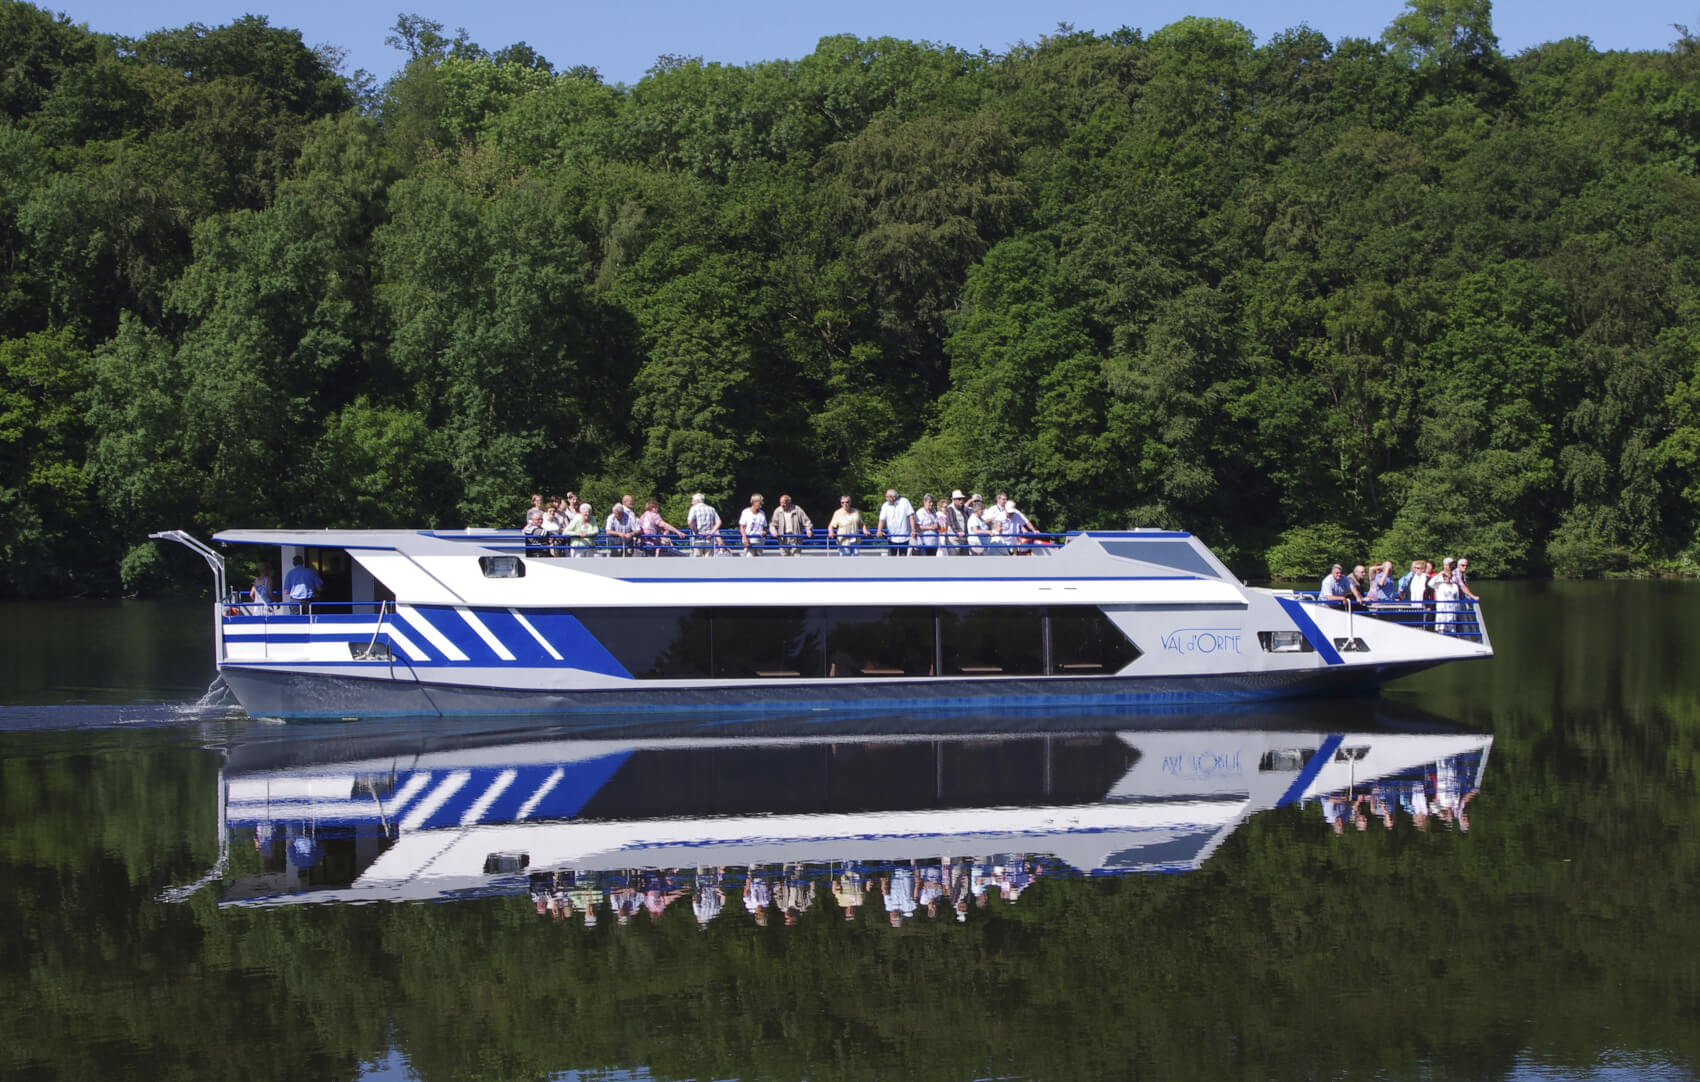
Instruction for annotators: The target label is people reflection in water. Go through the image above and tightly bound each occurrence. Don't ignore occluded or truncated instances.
[1000,855,1040,903]
[776,862,817,925]
[569,871,602,927]
[744,865,773,927]
[881,863,919,926]
[642,869,688,921]
[970,859,994,909]
[1311,752,1483,834]
[949,858,973,922]
[917,860,946,917]
[1433,754,1480,830]
[692,867,725,928]
[608,871,643,925]
[831,861,871,921]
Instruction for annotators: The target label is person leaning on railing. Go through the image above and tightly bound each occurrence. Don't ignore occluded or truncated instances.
[943,490,969,554]
[913,494,941,555]
[769,494,813,556]
[828,496,863,555]
[568,502,597,555]
[686,493,722,556]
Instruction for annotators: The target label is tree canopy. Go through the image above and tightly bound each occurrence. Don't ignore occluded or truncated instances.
[3,2,1699,595]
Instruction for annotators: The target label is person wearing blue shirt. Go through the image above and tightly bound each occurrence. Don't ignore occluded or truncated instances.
[1319,564,1352,608]
[283,555,323,609]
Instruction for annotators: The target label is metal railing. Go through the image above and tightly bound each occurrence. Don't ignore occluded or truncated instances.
[222,597,393,617]
[1293,593,1488,644]
[454,527,1072,557]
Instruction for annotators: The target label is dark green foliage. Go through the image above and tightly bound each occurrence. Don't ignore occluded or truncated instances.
[5,0,1700,593]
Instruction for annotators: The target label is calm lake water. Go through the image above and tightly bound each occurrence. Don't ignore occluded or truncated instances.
[2,583,1697,1081]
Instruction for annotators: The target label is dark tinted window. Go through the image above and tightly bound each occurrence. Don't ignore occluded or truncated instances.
[576,608,711,678]
[712,608,824,678]
[825,607,936,677]
[1049,606,1141,674]
[940,607,1045,676]
[1097,539,1219,577]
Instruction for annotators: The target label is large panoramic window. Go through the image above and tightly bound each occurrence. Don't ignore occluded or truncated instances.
[1049,607,1141,674]
[713,608,824,678]
[940,607,1046,676]
[572,605,1139,681]
[576,608,711,678]
[825,607,936,677]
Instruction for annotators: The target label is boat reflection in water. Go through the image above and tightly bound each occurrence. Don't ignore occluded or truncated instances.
[216,702,1491,922]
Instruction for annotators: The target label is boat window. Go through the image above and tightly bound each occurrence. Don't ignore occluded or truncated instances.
[575,608,712,678]
[478,555,525,578]
[940,607,1045,676]
[304,547,354,606]
[1258,631,1314,653]
[1049,607,1141,674]
[482,852,529,875]
[574,605,1139,682]
[1259,748,1315,772]
[825,607,936,677]
[713,608,824,678]
[1096,539,1219,578]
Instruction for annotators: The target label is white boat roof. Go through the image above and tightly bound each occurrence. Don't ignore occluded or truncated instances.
[209,528,1241,584]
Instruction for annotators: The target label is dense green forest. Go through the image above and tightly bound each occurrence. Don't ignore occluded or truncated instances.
[4,0,1700,597]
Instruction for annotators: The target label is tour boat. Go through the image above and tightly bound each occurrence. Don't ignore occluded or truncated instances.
[151,527,1492,722]
[198,708,1493,907]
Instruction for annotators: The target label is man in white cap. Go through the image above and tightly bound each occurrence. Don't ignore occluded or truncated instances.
[943,490,969,555]
[686,492,721,556]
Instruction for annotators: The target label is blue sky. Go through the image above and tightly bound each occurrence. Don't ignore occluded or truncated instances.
[47,0,1695,87]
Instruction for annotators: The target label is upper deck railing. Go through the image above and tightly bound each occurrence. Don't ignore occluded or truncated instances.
[429,527,1079,557]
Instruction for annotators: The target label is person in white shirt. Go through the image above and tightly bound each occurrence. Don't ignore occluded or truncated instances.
[912,493,941,555]
[875,488,915,555]
[966,497,990,554]
[983,492,1011,552]
[738,494,768,555]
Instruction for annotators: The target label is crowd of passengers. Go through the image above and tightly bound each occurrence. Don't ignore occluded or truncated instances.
[527,856,1044,928]
[1309,753,1482,834]
[521,488,1047,556]
[1316,557,1482,632]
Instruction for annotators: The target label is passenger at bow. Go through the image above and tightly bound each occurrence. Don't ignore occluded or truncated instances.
[1367,561,1399,604]
[1456,557,1481,603]
[1319,563,1354,608]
